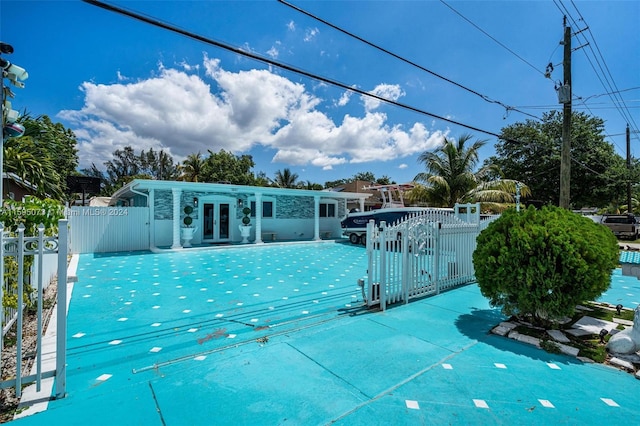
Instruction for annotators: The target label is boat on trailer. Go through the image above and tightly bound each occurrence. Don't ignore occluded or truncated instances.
[340,184,453,244]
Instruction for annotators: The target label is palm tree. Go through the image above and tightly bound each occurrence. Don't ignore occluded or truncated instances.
[410,133,530,208]
[3,136,63,200]
[181,152,205,182]
[273,168,299,188]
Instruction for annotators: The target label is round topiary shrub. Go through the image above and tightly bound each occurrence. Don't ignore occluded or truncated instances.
[242,207,251,225]
[183,205,194,227]
[473,205,619,325]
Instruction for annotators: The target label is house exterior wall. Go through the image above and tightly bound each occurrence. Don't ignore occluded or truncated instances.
[108,180,369,249]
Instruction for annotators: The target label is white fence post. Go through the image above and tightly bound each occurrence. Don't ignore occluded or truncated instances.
[56,219,68,398]
[432,222,441,294]
[379,221,387,311]
[36,224,44,391]
[16,224,24,397]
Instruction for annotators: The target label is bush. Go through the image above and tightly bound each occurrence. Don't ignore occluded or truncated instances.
[473,205,618,325]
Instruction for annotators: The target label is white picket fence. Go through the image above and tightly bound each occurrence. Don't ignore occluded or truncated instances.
[0,220,69,399]
[66,207,149,253]
[365,203,498,310]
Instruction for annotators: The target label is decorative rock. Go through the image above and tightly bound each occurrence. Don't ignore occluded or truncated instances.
[575,305,594,312]
[508,330,541,348]
[555,343,580,357]
[499,321,518,331]
[609,357,635,372]
[492,321,518,336]
[565,328,594,337]
[492,325,511,336]
[612,318,634,327]
[571,316,618,335]
[606,305,640,355]
[547,329,571,343]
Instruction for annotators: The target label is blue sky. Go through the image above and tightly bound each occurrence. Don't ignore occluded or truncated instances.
[1,0,638,186]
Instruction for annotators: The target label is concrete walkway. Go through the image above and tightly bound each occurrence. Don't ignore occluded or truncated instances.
[10,281,638,425]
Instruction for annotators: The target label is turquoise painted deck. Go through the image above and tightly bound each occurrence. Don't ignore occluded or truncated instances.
[10,243,640,425]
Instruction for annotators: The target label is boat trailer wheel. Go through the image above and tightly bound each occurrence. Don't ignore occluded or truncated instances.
[349,233,360,244]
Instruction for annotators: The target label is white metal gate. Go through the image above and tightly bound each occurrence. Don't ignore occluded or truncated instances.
[365,204,497,310]
[0,220,68,399]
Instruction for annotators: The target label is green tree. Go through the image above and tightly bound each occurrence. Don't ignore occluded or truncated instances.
[3,136,63,200]
[4,114,78,201]
[200,149,256,185]
[180,152,205,182]
[473,206,618,326]
[140,148,180,180]
[489,111,628,208]
[273,168,299,188]
[20,114,79,195]
[411,133,523,208]
[324,178,348,189]
[353,171,375,182]
[301,180,323,190]
[81,146,161,195]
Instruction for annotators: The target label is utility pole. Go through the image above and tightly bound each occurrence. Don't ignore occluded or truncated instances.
[627,124,632,213]
[559,17,572,209]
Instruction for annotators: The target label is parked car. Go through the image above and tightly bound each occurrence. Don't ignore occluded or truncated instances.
[601,214,639,240]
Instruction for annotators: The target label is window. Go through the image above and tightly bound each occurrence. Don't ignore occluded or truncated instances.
[320,202,336,218]
[250,200,274,218]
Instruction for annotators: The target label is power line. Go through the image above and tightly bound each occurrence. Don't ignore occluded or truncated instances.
[439,0,548,79]
[553,0,639,137]
[278,0,541,121]
[570,0,639,132]
[82,0,508,140]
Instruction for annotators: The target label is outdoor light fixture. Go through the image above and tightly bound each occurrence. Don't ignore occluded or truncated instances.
[0,42,13,54]
[193,197,198,207]
[616,304,623,315]
[3,122,24,138]
[599,328,608,344]
[238,199,243,207]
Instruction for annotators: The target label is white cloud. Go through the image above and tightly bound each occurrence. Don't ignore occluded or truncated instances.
[60,57,445,171]
[303,27,319,42]
[398,163,408,169]
[266,46,279,59]
[336,89,353,107]
[362,84,405,112]
[287,20,295,31]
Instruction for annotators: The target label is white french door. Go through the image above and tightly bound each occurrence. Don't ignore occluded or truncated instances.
[202,201,231,243]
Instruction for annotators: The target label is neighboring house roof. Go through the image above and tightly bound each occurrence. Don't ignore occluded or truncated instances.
[111,179,372,204]
[329,180,382,208]
[2,172,37,191]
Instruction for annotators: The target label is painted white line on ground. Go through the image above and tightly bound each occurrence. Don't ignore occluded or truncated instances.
[405,400,420,410]
[96,374,112,382]
[601,398,619,407]
[539,399,555,408]
[473,399,489,408]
